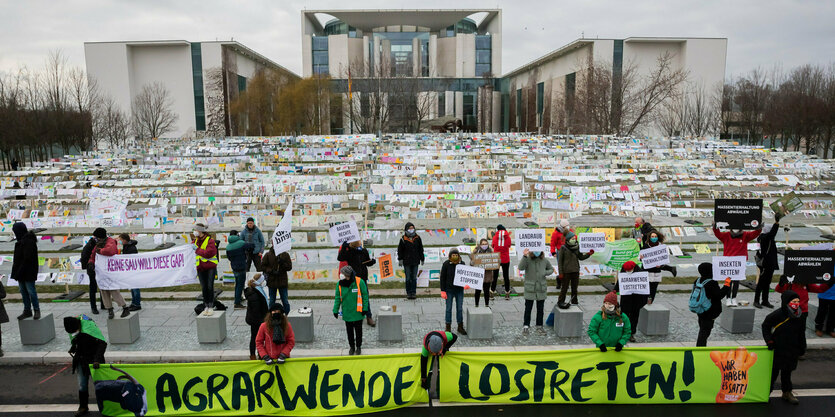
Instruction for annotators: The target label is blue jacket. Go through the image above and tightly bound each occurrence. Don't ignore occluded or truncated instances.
[239,226,265,254]
[819,283,835,301]
[225,235,253,272]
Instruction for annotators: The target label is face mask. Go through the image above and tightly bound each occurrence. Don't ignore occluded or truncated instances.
[340,274,349,280]
[731,230,742,236]
[271,312,282,320]
[635,222,641,229]
[480,245,489,250]
[605,306,615,313]
[532,251,542,257]
[450,255,460,262]
[650,237,659,243]
[788,302,800,311]
[407,229,415,235]
[192,231,200,237]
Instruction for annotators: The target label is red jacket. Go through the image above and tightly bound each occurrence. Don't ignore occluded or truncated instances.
[492,230,512,263]
[775,282,810,313]
[255,321,295,359]
[713,228,761,259]
[194,235,218,272]
[550,229,566,255]
[88,237,118,266]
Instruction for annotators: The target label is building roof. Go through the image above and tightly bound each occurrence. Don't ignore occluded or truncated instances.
[303,9,500,32]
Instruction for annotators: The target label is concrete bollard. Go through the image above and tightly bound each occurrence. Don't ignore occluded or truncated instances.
[197,310,227,343]
[107,312,141,344]
[719,306,755,334]
[288,309,314,342]
[465,307,493,340]
[638,303,670,336]
[19,313,56,345]
[552,304,583,337]
[377,309,403,342]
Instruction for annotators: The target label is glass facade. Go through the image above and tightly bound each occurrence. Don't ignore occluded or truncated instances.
[237,75,247,93]
[536,82,544,127]
[475,34,492,77]
[516,89,522,129]
[312,36,329,75]
[372,32,430,77]
[324,19,359,38]
[438,94,445,117]
[190,43,205,131]
[442,18,477,37]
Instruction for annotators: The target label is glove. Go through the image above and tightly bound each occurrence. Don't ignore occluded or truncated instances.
[588,249,595,255]
[92,362,100,369]
[333,313,339,319]
[615,343,623,352]
[599,345,607,352]
[551,252,556,257]
[558,274,564,280]
[276,353,286,364]
[264,357,274,365]
[767,341,774,351]
[421,260,424,265]
[441,291,447,300]
[421,377,429,390]
[724,277,731,287]
[398,260,403,267]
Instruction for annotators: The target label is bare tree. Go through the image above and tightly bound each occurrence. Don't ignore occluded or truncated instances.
[621,52,689,136]
[95,95,131,149]
[131,82,178,140]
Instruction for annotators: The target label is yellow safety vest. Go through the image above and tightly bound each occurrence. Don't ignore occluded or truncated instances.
[339,277,364,312]
[195,236,219,267]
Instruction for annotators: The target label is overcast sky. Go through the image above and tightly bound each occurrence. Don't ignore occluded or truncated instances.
[1,0,833,78]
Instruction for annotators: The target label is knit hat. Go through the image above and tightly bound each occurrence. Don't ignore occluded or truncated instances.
[496,224,506,231]
[340,265,355,279]
[193,223,208,233]
[564,231,576,241]
[405,222,415,231]
[93,227,107,239]
[246,217,255,223]
[559,219,570,228]
[269,302,284,313]
[604,291,618,306]
[622,261,637,271]
[698,262,713,279]
[427,334,444,355]
[63,316,81,333]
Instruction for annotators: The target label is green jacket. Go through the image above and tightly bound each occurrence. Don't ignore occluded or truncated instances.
[333,278,369,322]
[518,255,554,301]
[587,310,631,348]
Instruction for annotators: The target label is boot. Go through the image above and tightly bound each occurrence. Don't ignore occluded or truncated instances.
[250,355,257,360]
[445,323,451,333]
[75,390,89,416]
[91,305,99,315]
[33,310,41,320]
[17,310,32,320]
[120,307,130,318]
[781,391,799,405]
[108,308,114,319]
[356,347,362,355]
[366,316,376,327]
[815,330,824,337]
[457,322,467,336]
[762,301,775,309]
[670,266,677,277]
[348,347,356,356]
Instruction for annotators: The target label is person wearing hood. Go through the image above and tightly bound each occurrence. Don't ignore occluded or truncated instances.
[64,315,107,416]
[225,230,254,309]
[256,302,295,364]
[471,239,495,307]
[245,274,270,360]
[80,233,103,315]
[557,231,593,309]
[333,266,369,355]
[260,246,293,313]
[89,228,130,320]
[118,233,143,312]
[754,219,781,309]
[694,262,732,346]
[588,291,631,351]
[240,217,265,272]
[550,219,570,290]
[397,222,425,300]
[640,229,677,304]
[762,290,806,404]
[11,222,41,320]
[712,221,762,306]
[439,249,467,335]
[193,223,219,316]
[420,330,458,389]
[337,240,376,326]
[519,248,554,334]
[491,225,513,299]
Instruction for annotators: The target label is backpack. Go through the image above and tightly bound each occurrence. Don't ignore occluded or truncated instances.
[689,279,712,314]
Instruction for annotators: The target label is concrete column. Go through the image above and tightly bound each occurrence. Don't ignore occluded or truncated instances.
[445,91,454,117]
[455,91,464,121]
[412,37,420,77]
[362,35,370,77]
[429,34,438,77]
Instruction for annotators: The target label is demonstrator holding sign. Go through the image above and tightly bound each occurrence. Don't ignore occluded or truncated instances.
[712,221,761,306]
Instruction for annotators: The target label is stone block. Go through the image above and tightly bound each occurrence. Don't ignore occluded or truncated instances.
[552,304,583,337]
[377,309,403,342]
[197,310,227,343]
[107,312,141,344]
[719,306,755,334]
[466,307,493,339]
[288,309,314,342]
[637,303,670,336]
[18,313,55,345]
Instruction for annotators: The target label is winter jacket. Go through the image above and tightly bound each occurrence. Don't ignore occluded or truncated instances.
[397,223,425,266]
[550,227,566,255]
[492,230,512,264]
[587,310,631,348]
[775,281,810,313]
[194,235,218,272]
[713,227,761,259]
[121,240,138,255]
[255,321,295,359]
[69,332,107,377]
[756,222,780,270]
[337,242,375,280]
[815,283,835,301]
[333,276,369,322]
[261,249,292,289]
[239,226,265,254]
[633,222,654,246]
[558,241,591,275]
[244,286,269,326]
[80,239,97,270]
[762,290,807,358]
[11,226,38,282]
[695,275,731,321]
[225,235,253,272]
[0,281,8,324]
[470,246,494,283]
[89,237,118,267]
[518,254,554,300]
[439,259,463,292]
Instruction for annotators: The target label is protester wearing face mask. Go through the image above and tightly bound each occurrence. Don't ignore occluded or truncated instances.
[519,248,554,334]
[333,266,369,355]
[693,262,732,347]
[471,239,495,307]
[439,249,467,335]
[256,302,295,364]
[193,223,219,316]
[632,217,653,246]
[337,240,376,326]
[640,229,677,304]
[550,219,571,290]
[588,291,631,352]
[712,221,762,306]
[491,225,513,299]
[118,233,142,311]
[398,222,425,300]
[762,290,806,404]
[557,231,593,309]
[615,261,645,343]
[754,219,781,309]
[245,275,269,360]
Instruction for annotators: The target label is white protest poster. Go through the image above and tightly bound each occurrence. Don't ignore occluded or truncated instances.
[94,244,198,290]
[272,199,293,254]
[329,221,360,246]
[618,271,650,295]
[514,229,547,258]
[640,244,670,269]
[579,233,607,252]
[453,264,485,289]
[712,256,747,281]
[417,269,430,288]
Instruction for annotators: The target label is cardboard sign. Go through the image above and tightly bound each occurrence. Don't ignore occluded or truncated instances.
[783,250,834,284]
[379,253,394,280]
[714,199,763,230]
[618,271,649,295]
[472,252,500,270]
[453,264,485,289]
[712,256,747,281]
[514,229,548,256]
[329,221,360,246]
[770,192,803,216]
[640,244,670,269]
[579,233,607,252]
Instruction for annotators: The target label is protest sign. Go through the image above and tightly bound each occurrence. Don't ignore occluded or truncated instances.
[514,229,547,257]
[769,192,803,216]
[714,199,763,230]
[379,253,394,280]
[472,252,500,270]
[579,233,607,252]
[712,256,747,281]
[453,264,485,289]
[589,239,641,271]
[640,244,670,269]
[618,271,650,295]
[783,250,834,284]
[94,245,197,290]
[271,199,293,254]
[329,221,360,246]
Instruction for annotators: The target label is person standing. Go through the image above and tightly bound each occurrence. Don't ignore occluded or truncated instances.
[260,246,292,313]
[587,291,631,352]
[193,224,219,316]
[89,228,130,319]
[256,302,295,365]
[518,248,553,334]
[11,222,40,320]
[762,290,806,405]
[118,233,142,311]
[225,230,253,309]
[640,229,677,304]
[550,219,570,290]
[712,222,762,306]
[0,280,7,357]
[245,275,269,360]
[491,225,512,299]
[440,249,467,335]
[240,218,265,272]
[333,266,369,355]
[633,217,654,247]
[754,219,781,309]
[470,239,494,307]
[64,315,107,416]
[397,222,425,300]
[693,262,732,346]
[557,231,593,309]
[616,261,645,343]
[812,280,835,338]
[337,240,376,326]
[80,235,102,315]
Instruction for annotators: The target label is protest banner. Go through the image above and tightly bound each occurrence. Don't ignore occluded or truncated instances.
[94,245,197,290]
[272,200,293,254]
[579,233,607,252]
[329,221,360,246]
[472,252,500,270]
[640,244,670,269]
[453,264,485,289]
[769,192,803,216]
[379,253,394,280]
[514,229,548,257]
[618,271,650,295]
[714,199,763,230]
[589,239,641,271]
[783,250,835,284]
[441,347,772,404]
[712,256,747,281]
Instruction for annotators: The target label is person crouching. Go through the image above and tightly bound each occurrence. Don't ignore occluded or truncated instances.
[256,302,295,365]
[588,291,631,352]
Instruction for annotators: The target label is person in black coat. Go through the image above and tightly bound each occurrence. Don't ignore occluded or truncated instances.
[80,236,102,315]
[615,261,645,342]
[118,233,143,311]
[64,316,107,416]
[397,222,425,299]
[762,290,806,404]
[337,240,376,326]
[244,276,269,360]
[0,281,8,357]
[754,220,781,309]
[439,249,467,335]
[695,262,732,346]
[12,222,40,320]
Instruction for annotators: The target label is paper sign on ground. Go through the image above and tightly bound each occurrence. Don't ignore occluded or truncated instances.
[453,264,485,289]
[712,256,747,281]
[618,271,649,295]
[329,221,360,246]
[640,244,670,269]
[579,232,607,252]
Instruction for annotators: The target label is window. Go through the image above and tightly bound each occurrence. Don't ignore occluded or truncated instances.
[238,75,247,93]
[536,82,544,127]
[463,93,476,131]
[438,94,445,117]
[190,43,205,131]
[475,35,491,77]
[312,36,329,75]
[516,89,522,129]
